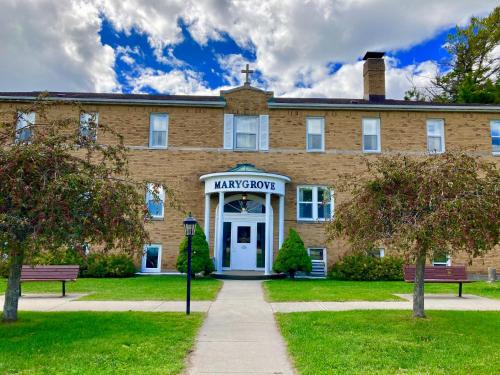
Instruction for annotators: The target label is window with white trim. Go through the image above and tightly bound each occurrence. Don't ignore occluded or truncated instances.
[297,186,333,221]
[491,120,500,155]
[79,112,98,141]
[146,183,165,219]
[16,111,35,143]
[362,118,381,153]
[234,116,259,150]
[367,248,385,258]
[149,113,168,148]
[142,244,162,272]
[308,248,326,261]
[306,117,324,152]
[427,119,445,153]
[432,252,451,267]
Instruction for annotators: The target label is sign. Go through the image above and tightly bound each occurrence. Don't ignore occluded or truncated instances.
[201,172,289,195]
[214,179,276,191]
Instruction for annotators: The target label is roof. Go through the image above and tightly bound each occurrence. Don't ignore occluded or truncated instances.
[0,90,499,112]
[227,163,266,173]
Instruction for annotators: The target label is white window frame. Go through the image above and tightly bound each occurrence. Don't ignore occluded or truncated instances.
[490,120,500,155]
[149,113,169,149]
[308,247,327,274]
[79,112,99,141]
[362,118,381,153]
[432,254,451,267]
[297,186,334,222]
[142,244,162,273]
[233,115,259,151]
[146,183,165,219]
[16,111,35,143]
[426,119,445,154]
[306,117,325,152]
[368,248,385,258]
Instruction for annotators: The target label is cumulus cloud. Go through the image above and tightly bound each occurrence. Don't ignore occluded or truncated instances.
[0,0,118,92]
[0,0,497,97]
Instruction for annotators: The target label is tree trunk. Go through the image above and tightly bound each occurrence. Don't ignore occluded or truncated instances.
[413,252,426,318]
[2,251,23,322]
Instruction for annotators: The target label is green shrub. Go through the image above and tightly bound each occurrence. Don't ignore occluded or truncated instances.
[177,224,214,277]
[83,253,136,278]
[330,254,404,281]
[0,257,9,278]
[273,229,312,279]
[34,247,88,275]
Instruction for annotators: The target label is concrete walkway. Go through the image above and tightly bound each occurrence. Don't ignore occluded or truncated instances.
[271,293,500,313]
[0,294,212,312]
[185,280,295,375]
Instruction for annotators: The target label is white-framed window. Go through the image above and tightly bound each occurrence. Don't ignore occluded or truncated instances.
[79,112,99,141]
[490,120,500,155]
[16,111,35,143]
[306,117,325,152]
[142,244,162,273]
[362,118,381,153]
[146,183,165,219]
[223,114,269,151]
[234,116,259,151]
[149,113,168,148]
[432,253,451,267]
[297,186,333,221]
[367,248,385,258]
[308,248,326,262]
[427,119,445,153]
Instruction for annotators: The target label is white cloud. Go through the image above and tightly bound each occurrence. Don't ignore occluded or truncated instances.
[0,0,119,92]
[0,0,497,97]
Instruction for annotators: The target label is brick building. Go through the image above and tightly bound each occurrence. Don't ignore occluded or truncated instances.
[1,52,499,276]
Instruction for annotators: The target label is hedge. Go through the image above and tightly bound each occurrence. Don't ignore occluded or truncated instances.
[330,254,404,281]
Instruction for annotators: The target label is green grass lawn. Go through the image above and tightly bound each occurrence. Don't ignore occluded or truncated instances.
[264,279,500,302]
[0,275,222,301]
[0,311,203,374]
[278,310,500,375]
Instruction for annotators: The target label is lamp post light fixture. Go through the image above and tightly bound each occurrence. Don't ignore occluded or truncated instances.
[183,212,197,315]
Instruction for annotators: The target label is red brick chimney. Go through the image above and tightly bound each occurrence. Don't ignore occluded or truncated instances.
[363,51,385,101]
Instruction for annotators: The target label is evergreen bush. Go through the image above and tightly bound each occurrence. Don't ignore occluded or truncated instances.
[329,254,404,281]
[176,224,214,277]
[273,228,312,279]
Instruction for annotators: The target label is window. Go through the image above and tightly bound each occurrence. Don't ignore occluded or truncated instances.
[306,117,324,152]
[16,111,35,142]
[362,118,381,153]
[367,248,385,258]
[149,113,168,148]
[308,248,325,262]
[432,252,451,267]
[297,186,333,221]
[491,120,500,155]
[427,119,445,153]
[234,116,259,150]
[142,244,162,272]
[146,183,165,219]
[79,112,98,141]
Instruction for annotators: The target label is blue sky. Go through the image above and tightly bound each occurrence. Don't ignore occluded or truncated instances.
[0,1,497,99]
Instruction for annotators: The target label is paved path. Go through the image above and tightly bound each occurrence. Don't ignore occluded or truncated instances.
[0,294,212,312]
[185,280,295,375]
[271,293,500,313]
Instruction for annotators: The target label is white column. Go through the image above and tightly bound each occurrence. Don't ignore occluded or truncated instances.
[265,193,272,275]
[216,192,225,273]
[204,194,211,246]
[278,194,285,250]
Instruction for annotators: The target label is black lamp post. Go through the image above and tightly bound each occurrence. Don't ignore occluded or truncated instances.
[183,212,197,315]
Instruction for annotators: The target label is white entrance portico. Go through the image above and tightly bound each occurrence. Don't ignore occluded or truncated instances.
[200,164,290,275]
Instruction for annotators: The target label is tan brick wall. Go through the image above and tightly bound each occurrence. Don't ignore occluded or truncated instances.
[1,86,499,274]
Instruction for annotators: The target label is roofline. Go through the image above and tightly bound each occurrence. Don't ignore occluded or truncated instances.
[0,95,226,108]
[268,101,500,113]
[200,171,291,183]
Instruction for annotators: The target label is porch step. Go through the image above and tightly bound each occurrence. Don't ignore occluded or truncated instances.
[309,262,327,278]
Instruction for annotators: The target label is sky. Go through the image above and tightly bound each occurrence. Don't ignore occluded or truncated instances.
[0,0,497,99]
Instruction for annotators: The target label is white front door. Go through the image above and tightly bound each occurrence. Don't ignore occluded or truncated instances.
[230,222,257,270]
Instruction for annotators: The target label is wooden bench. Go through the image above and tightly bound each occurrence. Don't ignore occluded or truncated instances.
[20,265,80,297]
[404,265,471,297]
